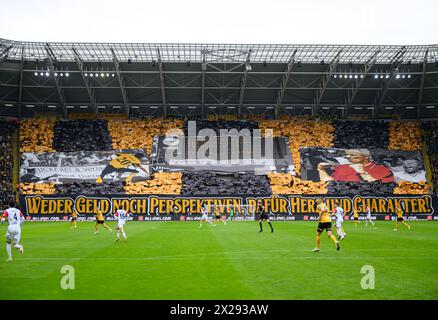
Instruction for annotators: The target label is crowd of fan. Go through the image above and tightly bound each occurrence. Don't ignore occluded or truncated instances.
[54,181,126,195]
[108,118,183,155]
[263,118,430,195]
[389,121,430,194]
[388,122,422,150]
[19,183,55,195]
[333,120,389,149]
[326,181,396,195]
[13,118,435,196]
[20,119,56,153]
[0,121,17,209]
[53,120,113,152]
[422,121,438,196]
[181,172,271,195]
[268,173,327,194]
[125,172,182,195]
[259,118,334,194]
[183,120,259,136]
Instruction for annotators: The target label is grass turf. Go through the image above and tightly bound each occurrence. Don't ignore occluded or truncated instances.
[0,220,437,300]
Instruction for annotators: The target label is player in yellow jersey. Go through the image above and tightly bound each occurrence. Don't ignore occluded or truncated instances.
[313,198,340,252]
[94,208,112,234]
[394,205,410,231]
[351,206,359,227]
[96,152,149,184]
[213,207,227,227]
[70,208,78,229]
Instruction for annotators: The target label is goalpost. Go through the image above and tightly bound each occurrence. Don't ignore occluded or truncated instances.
[205,204,258,220]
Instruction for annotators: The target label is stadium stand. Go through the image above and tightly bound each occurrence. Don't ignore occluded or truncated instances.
[268,173,327,194]
[388,121,422,151]
[422,121,438,196]
[0,121,17,209]
[393,181,430,195]
[20,119,56,153]
[259,118,334,194]
[53,120,113,152]
[207,115,238,122]
[260,117,335,175]
[181,172,271,195]
[388,121,430,194]
[14,118,435,197]
[125,172,182,195]
[55,181,126,195]
[18,118,185,196]
[327,181,396,195]
[183,120,259,135]
[108,118,184,155]
[18,183,56,195]
[333,120,389,149]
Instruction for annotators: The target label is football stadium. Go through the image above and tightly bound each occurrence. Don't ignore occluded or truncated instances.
[0,1,437,308]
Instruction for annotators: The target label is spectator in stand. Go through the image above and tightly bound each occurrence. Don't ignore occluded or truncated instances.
[421,121,438,196]
[0,121,17,209]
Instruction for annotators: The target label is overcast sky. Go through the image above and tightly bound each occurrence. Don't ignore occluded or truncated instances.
[1,0,436,45]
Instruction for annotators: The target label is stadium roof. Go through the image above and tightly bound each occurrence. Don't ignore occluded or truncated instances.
[1,38,438,119]
[2,39,438,64]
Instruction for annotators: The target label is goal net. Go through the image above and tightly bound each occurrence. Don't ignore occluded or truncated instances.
[205,204,257,220]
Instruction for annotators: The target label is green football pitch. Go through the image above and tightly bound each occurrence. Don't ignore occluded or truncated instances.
[0,220,437,300]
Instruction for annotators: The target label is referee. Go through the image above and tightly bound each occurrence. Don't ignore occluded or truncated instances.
[257,201,274,233]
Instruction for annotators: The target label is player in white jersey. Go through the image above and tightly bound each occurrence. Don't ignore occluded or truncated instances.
[114,209,130,241]
[364,205,375,227]
[1,200,25,262]
[332,202,346,240]
[199,204,213,228]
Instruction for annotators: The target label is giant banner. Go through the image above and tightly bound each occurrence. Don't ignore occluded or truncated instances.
[301,147,427,183]
[19,194,437,221]
[149,135,294,175]
[20,149,150,184]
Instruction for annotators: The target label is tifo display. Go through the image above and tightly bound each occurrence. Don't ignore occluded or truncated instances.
[0,117,433,218]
